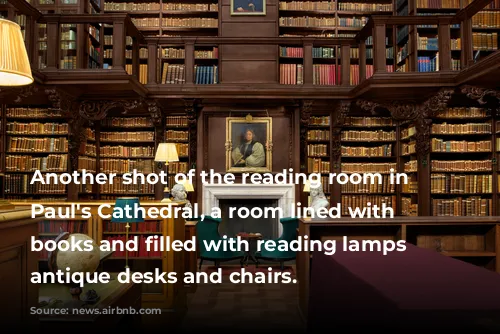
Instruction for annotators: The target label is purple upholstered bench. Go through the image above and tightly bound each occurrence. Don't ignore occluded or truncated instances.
[308,243,500,332]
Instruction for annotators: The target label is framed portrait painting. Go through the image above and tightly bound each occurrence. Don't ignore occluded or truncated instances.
[230,0,266,15]
[225,115,272,173]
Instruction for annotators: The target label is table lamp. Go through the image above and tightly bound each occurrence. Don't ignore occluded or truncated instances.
[0,19,34,86]
[154,143,179,202]
[111,197,144,269]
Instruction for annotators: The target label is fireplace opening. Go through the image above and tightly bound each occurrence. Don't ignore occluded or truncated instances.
[219,199,279,240]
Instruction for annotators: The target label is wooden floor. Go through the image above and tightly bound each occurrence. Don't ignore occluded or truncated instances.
[144,264,305,333]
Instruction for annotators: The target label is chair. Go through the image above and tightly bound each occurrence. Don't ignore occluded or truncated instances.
[255,217,299,270]
[196,216,245,270]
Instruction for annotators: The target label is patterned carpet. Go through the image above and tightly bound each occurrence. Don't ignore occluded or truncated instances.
[179,265,305,334]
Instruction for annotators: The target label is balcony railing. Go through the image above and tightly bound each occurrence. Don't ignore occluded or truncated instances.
[5,0,498,89]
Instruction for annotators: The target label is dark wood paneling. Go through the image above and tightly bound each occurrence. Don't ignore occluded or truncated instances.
[221,61,277,83]
[221,44,277,60]
[206,114,291,172]
[221,22,277,37]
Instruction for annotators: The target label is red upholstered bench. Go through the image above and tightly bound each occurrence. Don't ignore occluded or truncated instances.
[308,243,500,332]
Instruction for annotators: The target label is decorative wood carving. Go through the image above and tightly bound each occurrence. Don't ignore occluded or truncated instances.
[420,88,454,118]
[184,99,199,168]
[461,85,500,105]
[299,100,313,168]
[331,128,342,166]
[44,88,86,172]
[13,84,40,103]
[79,100,119,121]
[387,102,419,121]
[333,100,351,126]
[414,118,432,159]
[143,99,164,149]
[356,99,381,115]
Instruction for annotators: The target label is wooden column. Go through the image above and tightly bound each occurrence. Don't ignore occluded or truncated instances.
[340,44,350,86]
[359,39,366,81]
[46,21,59,69]
[147,41,157,84]
[185,40,195,84]
[438,23,451,71]
[132,37,140,79]
[112,20,126,70]
[373,23,387,73]
[461,18,474,68]
[303,40,313,86]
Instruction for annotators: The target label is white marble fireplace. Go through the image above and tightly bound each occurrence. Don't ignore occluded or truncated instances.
[202,183,296,236]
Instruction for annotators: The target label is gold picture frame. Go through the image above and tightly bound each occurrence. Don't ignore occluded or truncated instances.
[225,115,272,172]
[230,0,266,15]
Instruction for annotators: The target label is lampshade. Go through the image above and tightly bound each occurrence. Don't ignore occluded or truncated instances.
[111,197,144,223]
[0,19,33,86]
[154,143,179,163]
[181,180,194,192]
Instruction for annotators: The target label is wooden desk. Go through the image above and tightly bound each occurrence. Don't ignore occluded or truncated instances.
[0,209,43,331]
[38,274,141,330]
[297,217,500,319]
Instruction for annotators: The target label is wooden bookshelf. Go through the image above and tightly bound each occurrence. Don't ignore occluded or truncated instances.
[165,115,190,191]
[430,107,494,216]
[98,115,156,200]
[340,114,398,216]
[306,114,331,205]
[4,106,69,201]
[104,0,219,36]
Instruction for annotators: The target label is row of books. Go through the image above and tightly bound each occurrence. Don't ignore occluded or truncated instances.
[194,65,218,84]
[431,122,491,134]
[99,159,155,174]
[83,143,96,156]
[401,198,418,216]
[341,162,397,174]
[104,2,160,11]
[167,162,189,174]
[5,175,66,194]
[416,0,461,9]
[86,128,96,141]
[431,160,492,172]
[310,116,330,126]
[161,64,186,84]
[278,1,391,12]
[431,139,491,152]
[341,130,396,142]
[307,144,328,157]
[307,158,330,173]
[341,175,395,193]
[341,144,392,157]
[436,107,488,118]
[165,130,188,141]
[417,55,439,72]
[6,154,67,172]
[100,131,154,142]
[166,116,188,127]
[430,174,492,194]
[431,197,491,217]
[39,220,87,234]
[78,156,96,173]
[7,137,68,152]
[472,11,500,28]
[280,64,303,85]
[6,108,63,118]
[405,160,418,173]
[99,145,154,158]
[345,117,394,127]
[101,117,153,128]
[307,130,329,140]
[6,122,68,134]
[473,32,498,51]
[402,142,416,155]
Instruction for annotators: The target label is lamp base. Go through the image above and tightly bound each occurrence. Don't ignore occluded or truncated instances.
[161,198,172,203]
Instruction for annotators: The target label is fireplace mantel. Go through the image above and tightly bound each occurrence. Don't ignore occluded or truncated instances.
[202,183,296,219]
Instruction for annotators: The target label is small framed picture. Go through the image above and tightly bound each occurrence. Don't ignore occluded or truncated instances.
[230,0,266,15]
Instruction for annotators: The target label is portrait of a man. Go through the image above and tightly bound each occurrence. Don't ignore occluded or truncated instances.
[231,0,266,15]
[231,128,265,168]
[226,116,272,172]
